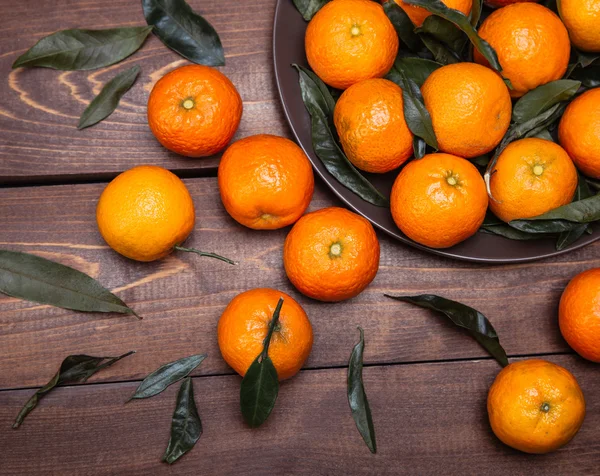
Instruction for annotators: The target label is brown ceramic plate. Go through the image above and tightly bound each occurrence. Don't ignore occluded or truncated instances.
[272,0,599,263]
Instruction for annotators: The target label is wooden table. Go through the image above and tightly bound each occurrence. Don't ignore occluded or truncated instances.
[0,1,598,474]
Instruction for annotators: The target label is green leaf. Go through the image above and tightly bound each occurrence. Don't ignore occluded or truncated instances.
[78,65,140,130]
[0,250,139,318]
[413,137,426,159]
[470,0,483,28]
[383,1,423,53]
[292,0,329,21]
[404,0,501,71]
[570,65,600,88]
[512,80,581,124]
[13,351,134,428]
[162,377,202,464]
[294,65,389,207]
[129,354,207,401]
[556,174,594,249]
[142,0,224,66]
[418,34,460,65]
[12,27,152,70]
[508,219,580,234]
[240,298,283,428]
[480,224,549,241]
[385,294,509,367]
[532,128,554,142]
[348,327,376,454]
[417,15,467,54]
[512,194,600,224]
[393,56,441,87]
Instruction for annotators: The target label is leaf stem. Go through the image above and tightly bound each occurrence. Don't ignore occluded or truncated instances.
[174,245,237,265]
[261,298,284,361]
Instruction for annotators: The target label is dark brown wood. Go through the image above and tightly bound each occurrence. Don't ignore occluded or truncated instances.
[1,356,598,475]
[1,179,599,391]
[0,0,289,184]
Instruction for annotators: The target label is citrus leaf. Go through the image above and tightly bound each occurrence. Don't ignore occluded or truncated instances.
[470,0,483,28]
[418,34,460,65]
[570,65,600,88]
[508,219,581,234]
[413,137,426,158]
[383,1,423,53]
[385,294,509,367]
[556,174,593,249]
[294,65,389,207]
[142,0,224,66]
[162,377,202,464]
[12,27,152,70]
[417,15,467,54]
[404,0,501,71]
[393,56,441,87]
[129,354,207,401]
[13,351,134,428]
[292,0,329,21]
[0,250,139,318]
[78,65,140,129]
[240,298,283,428]
[480,224,549,241]
[348,327,376,454]
[512,194,600,224]
[512,80,581,124]
[532,128,554,142]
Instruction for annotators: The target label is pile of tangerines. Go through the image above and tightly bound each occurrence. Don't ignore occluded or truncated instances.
[92,0,600,457]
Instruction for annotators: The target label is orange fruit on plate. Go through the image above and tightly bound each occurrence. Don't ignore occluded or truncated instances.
[488,138,578,223]
[305,0,398,90]
[559,88,600,179]
[283,207,380,302]
[421,62,511,158]
[484,0,538,7]
[390,153,488,248]
[390,0,472,27]
[96,165,195,262]
[559,268,600,362]
[217,288,313,380]
[473,3,570,98]
[147,65,242,157]
[218,134,314,229]
[558,0,600,52]
[487,359,586,454]
[333,78,413,173]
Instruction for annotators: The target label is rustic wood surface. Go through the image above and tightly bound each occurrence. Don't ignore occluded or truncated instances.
[0,0,599,475]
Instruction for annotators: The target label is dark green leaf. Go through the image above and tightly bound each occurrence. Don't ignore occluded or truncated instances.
[470,154,490,167]
[404,0,501,71]
[78,65,140,129]
[162,377,202,464]
[13,351,134,428]
[413,137,426,158]
[555,225,589,250]
[576,50,600,68]
[129,354,207,401]
[12,27,152,70]
[240,298,283,428]
[480,224,549,241]
[470,0,483,28]
[512,80,581,124]
[348,327,376,454]
[142,0,224,66]
[512,194,600,224]
[570,65,600,88]
[508,219,580,234]
[417,15,467,54]
[418,34,460,65]
[294,65,389,207]
[386,294,509,367]
[383,1,423,53]
[532,128,554,142]
[0,250,139,318]
[292,0,329,21]
[393,56,441,87]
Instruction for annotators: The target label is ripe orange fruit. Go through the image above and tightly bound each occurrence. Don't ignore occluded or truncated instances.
[305,0,398,90]
[333,78,413,173]
[218,135,314,229]
[487,359,586,454]
[217,288,313,380]
[484,0,538,8]
[559,88,600,179]
[473,3,570,98]
[147,65,242,157]
[97,165,195,262]
[558,0,600,52]
[390,0,472,27]
[559,268,600,362]
[390,153,488,248]
[489,138,578,222]
[283,207,380,302]
[421,62,511,158]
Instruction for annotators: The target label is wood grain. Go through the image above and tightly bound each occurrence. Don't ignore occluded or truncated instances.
[0,355,598,475]
[1,179,599,391]
[0,0,289,184]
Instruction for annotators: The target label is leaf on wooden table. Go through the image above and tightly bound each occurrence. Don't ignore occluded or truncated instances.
[0,250,139,318]
[512,80,581,124]
[12,27,152,70]
[385,294,509,367]
[383,1,423,53]
[142,0,224,66]
[292,0,329,21]
[13,351,135,428]
[240,298,283,428]
[129,354,207,401]
[78,65,141,129]
[348,327,376,454]
[162,377,202,464]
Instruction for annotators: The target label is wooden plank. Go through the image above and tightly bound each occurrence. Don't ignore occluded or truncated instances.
[0,356,597,475]
[0,0,288,183]
[1,179,599,390]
